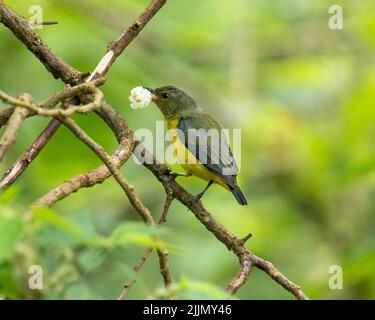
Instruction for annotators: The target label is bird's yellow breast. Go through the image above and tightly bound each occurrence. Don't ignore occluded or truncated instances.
[166,119,228,189]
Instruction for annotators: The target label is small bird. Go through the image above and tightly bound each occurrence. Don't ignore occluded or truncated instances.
[145,86,247,205]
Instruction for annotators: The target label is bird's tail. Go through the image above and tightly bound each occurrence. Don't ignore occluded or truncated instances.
[230,185,247,206]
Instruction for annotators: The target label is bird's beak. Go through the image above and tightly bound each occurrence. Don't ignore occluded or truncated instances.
[143,87,158,102]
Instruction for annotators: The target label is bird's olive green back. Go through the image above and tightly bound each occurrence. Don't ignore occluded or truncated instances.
[178,111,239,188]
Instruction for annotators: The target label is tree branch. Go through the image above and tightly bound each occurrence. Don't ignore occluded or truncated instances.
[118,194,174,300]
[0,93,32,161]
[0,79,105,118]
[33,139,133,207]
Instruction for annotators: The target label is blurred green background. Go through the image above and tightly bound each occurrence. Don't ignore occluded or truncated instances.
[0,0,374,299]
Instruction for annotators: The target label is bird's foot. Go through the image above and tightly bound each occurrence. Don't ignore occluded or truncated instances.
[166,172,190,183]
[192,192,204,203]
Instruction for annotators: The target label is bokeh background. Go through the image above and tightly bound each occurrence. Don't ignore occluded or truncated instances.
[0,0,374,299]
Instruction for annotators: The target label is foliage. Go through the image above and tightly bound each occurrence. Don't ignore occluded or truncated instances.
[0,0,374,299]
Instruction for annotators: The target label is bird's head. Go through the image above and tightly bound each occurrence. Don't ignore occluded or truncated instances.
[144,86,197,119]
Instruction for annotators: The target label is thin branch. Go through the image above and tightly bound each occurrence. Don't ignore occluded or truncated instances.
[0,79,105,118]
[0,119,60,189]
[29,21,58,27]
[88,0,167,81]
[0,0,167,190]
[118,194,174,300]
[0,0,83,84]
[58,117,152,223]
[0,93,32,161]
[0,107,15,127]
[33,139,134,207]
[0,79,105,184]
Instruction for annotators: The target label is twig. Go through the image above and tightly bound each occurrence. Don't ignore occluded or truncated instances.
[88,0,167,81]
[58,117,152,223]
[33,139,134,207]
[0,118,60,189]
[0,93,32,161]
[0,79,105,118]
[0,0,167,190]
[29,21,58,27]
[0,107,15,128]
[118,194,174,300]
[0,79,105,186]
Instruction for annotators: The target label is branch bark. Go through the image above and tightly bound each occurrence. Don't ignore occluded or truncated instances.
[0,93,32,161]
[117,194,174,300]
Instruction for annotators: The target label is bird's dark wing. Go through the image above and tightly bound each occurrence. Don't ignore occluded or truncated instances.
[178,114,239,187]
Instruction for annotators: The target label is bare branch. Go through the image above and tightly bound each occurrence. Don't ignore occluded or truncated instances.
[0,107,15,127]
[88,0,167,80]
[29,21,58,27]
[33,139,134,207]
[0,93,32,161]
[0,79,105,118]
[0,119,60,189]
[118,194,174,300]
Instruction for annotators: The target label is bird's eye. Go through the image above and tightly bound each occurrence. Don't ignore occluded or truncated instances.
[161,92,169,99]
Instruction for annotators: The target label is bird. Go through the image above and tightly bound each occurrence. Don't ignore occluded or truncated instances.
[144,85,247,205]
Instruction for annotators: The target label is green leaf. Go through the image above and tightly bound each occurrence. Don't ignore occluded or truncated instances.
[0,262,22,299]
[108,222,169,249]
[33,207,99,246]
[77,249,105,273]
[0,214,23,263]
[0,186,20,206]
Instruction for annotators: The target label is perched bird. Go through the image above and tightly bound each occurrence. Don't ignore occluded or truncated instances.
[145,86,247,205]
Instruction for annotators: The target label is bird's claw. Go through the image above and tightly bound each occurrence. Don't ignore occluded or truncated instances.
[193,193,203,203]
[165,172,189,183]
[165,173,178,183]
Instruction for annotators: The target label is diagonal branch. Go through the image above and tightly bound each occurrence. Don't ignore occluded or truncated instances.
[117,193,174,300]
[0,93,32,161]
[33,138,134,207]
